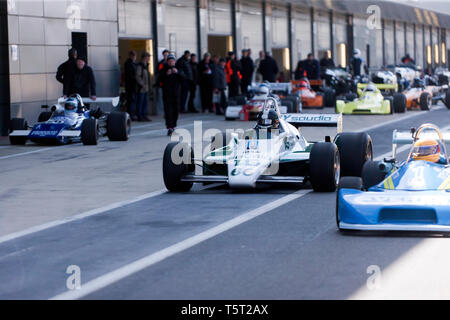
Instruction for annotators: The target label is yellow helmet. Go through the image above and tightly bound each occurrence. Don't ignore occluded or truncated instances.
[411,139,440,163]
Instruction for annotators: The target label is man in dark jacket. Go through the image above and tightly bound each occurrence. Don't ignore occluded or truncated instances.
[57,48,77,96]
[303,53,321,80]
[240,49,254,94]
[157,54,186,136]
[226,51,241,98]
[258,52,279,83]
[319,51,335,71]
[124,50,137,120]
[187,53,199,113]
[198,53,214,113]
[213,58,227,115]
[176,50,193,113]
[65,57,96,99]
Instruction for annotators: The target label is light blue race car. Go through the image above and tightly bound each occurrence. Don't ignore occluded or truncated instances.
[9,94,130,145]
[336,123,450,232]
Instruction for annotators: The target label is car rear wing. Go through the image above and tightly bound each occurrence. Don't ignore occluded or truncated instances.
[392,129,450,158]
[249,83,292,94]
[57,97,120,107]
[357,83,398,91]
[281,113,343,133]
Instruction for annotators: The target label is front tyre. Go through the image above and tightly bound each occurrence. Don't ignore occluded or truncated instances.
[336,177,363,231]
[309,142,340,192]
[163,142,195,192]
[393,93,406,113]
[419,92,431,111]
[81,118,99,145]
[107,111,131,141]
[335,132,372,177]
[362,160,387,190]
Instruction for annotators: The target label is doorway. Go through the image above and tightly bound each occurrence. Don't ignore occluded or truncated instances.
[208,35,233,59]
[72,32,88,62]
[272,48,290,81]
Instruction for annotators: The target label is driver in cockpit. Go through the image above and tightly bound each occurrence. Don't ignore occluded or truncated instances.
[411,138,446,164]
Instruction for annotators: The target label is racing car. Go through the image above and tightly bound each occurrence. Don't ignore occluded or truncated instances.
[9,94,131,145]
[335,83,406,114]
[291,78,336,108]
[403,77,449,111]
[163,97,373,192]
[225,83,301,121]
[336,123,450,232]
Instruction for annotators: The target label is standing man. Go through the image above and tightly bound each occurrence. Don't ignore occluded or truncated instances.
[187,53,199,113]
[64,56,96,100]
[56,48,77,96]
[176,50,193,113]
[258,51,279,83]
[225,51,241,98]
[124,50,138,120]
[157,54,185,136]
[319,51,335,72]
[253,50,265,83]
[303,53,321,80]
[135,52,152,122]
[240,49,254,94]
[350,49,364,77]
[158,49,169,72]
[198,53,214,113]
[213,58,227,115]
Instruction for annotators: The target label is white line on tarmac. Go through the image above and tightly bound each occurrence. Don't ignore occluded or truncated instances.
[0,189,167,245]
[50,189,310,300]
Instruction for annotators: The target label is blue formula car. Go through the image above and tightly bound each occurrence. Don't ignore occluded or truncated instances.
[336,123,450,232]
[9,94,131,145]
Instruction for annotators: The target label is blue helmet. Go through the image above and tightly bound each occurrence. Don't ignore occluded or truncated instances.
[64,97,78,113]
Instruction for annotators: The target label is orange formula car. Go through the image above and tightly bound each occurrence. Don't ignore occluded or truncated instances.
[291,78,335,108]
[403,78,447,111]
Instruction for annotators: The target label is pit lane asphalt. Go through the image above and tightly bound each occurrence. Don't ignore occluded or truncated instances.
[0,105,448,299]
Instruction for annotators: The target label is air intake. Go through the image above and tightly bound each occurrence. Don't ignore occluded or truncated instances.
[378,208,437,224]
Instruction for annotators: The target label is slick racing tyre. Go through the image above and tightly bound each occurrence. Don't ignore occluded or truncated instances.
[38,111,52,123]
[323,89,336,108]
[81,118,99,145]
[280,99,294,113]
[393,93,406,113]
[335,132,373,177]
[445,90,450,109]
[362,160,387,190]
[281,95,301,112]
[107,111,131,141]
[163,142,195,192]
[419,92,431,111]
[336,177,363,231]
[309,142,340,192]
[9,118,28,145]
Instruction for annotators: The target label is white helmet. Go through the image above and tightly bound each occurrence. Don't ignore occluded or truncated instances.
[257,83,270,96]
[366,83,376,92]
[353,49,361,57]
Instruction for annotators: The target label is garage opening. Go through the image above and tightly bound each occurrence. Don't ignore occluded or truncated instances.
[118,39,155,112]
[207,35,233,59]
[272,48,290,81]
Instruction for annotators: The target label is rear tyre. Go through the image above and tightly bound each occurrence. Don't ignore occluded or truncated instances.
[419,92,431,111]
[393,93,406,113]
[280,99,294,113]
[334,132,373,177]
[336,177,363,231]
[38,111,52,123]
[362,160,387,190]
[323,89,336,108]
[163,142,194,192]
[9,118,28,145]
[81,118,98,145]
[309,142,340,192]
[107,111,131,141]
[445,90,450,109]
[233,95,247,105]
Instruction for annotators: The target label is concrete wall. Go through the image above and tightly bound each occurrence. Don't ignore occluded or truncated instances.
[8,0,119,122]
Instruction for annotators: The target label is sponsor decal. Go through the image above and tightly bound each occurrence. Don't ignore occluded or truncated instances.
[283,114,334,122]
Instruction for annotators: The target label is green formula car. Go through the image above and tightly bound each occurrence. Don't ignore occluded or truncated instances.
[336,83,406,114]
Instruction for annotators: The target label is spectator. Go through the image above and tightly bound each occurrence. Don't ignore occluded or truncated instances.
[124,50,138,120]
[296,53,320,80]
[225,51,241,98]
[213,58,227,115]
[187,53,199,113]
[258,52,279,83]
[319,51,335,70]
[240,49,254,94]
[158,49,169,72]
[156,54,185,136]
[198,52,214,113]
[350,49,364,77]
[135,52,152,122]
[253,50,265,83]
[64,56,96,100]
[176,50,193,113]
[57,48,77,96]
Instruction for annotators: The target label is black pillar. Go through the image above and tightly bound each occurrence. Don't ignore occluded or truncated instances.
[287,3,293,78]
[310,7,315,56]
[346,14,354,68]
[382,19,386,66]
[151,0,158,77]
[329,10,334,59]
[196,0,201,57]
[413,24,416,62]
[231,0,237,53]
[393,20,397,64]
[0,1,10,136]
[262,1,267,52]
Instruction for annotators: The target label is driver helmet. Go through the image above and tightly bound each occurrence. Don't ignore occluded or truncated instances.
[365,83,376,92]
[64,97,78,113]
[299,78,309,88]
[257,109,279,129]
[411,139,440,163]
[257,83,270,96]
[353,49,361,57]
[413,77,424,88]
